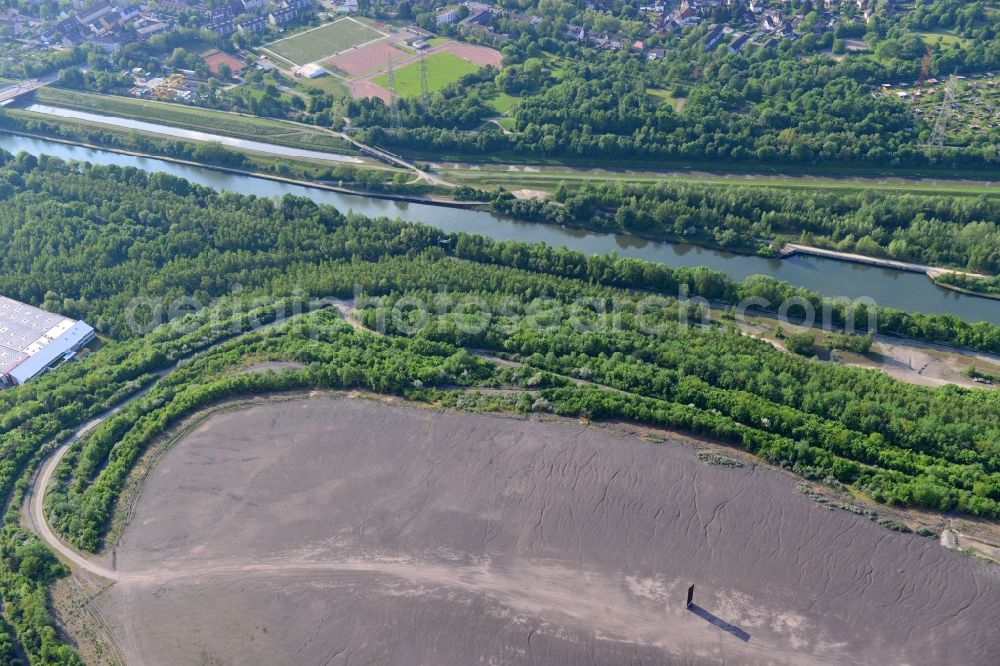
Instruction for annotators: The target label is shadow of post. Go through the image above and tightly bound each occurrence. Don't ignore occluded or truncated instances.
[687,604,750,642]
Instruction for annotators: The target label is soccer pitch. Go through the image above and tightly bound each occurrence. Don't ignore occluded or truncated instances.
[262,19,383,66]
[372,52,480,96]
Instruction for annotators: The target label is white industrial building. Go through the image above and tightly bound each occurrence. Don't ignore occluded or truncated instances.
[296,62,327,78]
[0,297,95,387]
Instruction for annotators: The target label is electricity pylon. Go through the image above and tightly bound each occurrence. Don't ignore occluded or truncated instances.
[419,53,430,109]
[927,74,958,148]
[387,56,401,130]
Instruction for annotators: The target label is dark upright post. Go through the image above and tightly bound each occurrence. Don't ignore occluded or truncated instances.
[686,584,695,608]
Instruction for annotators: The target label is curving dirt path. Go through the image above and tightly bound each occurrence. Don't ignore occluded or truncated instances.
[29,432,120,580]
[21,305,1000,664]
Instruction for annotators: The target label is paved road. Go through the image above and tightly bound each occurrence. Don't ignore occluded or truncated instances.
[0,79,48,105]
[781,242,994,280]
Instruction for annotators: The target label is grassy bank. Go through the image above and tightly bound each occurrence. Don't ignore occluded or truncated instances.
[443,165,1000,199]
[0,109,450,198]
[34,87,356,155]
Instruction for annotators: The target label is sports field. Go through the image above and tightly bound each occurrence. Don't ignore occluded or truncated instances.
[261,18,383,66]
[372,52,479,97]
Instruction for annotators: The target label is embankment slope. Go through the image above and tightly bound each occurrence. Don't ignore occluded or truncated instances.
[104,397,999,665]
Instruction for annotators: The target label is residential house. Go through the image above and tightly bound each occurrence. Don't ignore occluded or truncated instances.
[78,1,114,26]
[136,19,172,40]
[435,6,461,25]
[704,23,724,49]
[238,15,267,32]
[54,15,84,43]
[268,8,298,26]
[207,18,234,34]
[661,18,682,35]
[727,32,750,53]
[92,32,124,53]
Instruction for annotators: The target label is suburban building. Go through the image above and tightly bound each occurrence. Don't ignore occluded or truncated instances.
[268,8,297,25]
[136,19,172,40]
[269,0,311,27]
[727,32,750,53]
[436,6,461,25]
[207,18,235,35]
[92,32,124,53]
[704,23,725,49]
[238,15,267,33]
[0,297,94,387]
[296,62,326,78]
[77,0,114,26]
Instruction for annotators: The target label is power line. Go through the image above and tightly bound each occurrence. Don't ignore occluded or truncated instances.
[927,73,958,148]
[419,53,430,110]
[912,46,932,113]
[386,56,401,130]
[387,59,400,130]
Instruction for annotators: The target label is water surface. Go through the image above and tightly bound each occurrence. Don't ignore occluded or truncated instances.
[3,133,996,324]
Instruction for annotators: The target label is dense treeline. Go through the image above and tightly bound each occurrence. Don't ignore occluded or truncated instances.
[355,20,999,170]
[362,286,1000,515]
[0,152,996,351]
[0,295,309,664]
[0,110,419,194]
[492,180,1000,273]
[45,311,496,550]
[936,273,1000,299]
[0,158,993,659]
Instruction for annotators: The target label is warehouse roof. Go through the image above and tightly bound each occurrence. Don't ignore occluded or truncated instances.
[0,296,94,383]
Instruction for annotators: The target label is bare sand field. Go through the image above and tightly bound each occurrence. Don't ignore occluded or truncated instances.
[100,396,999,665]
[348,78,390,103]
[444,42,503,68]
[325,42,410,77]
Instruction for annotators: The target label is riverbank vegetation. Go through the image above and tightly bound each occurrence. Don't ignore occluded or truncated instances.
[34,87,356,156]
[488,180,1000,275]
[0,151,995,349]
[0,156,995,661]
[7,98,1000,295]
[936,272,1000,299]
[0,110,438,196]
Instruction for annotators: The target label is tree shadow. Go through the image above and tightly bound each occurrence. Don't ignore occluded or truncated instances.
[687,603,750,642]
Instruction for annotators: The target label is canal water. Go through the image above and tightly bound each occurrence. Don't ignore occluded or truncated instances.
[2,133,997,325]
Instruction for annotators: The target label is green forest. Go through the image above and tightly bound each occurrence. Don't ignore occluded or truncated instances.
[349,0,1000,172]
[0,152,997,663]
[491,180,1000,273]
[18,0,998,176]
